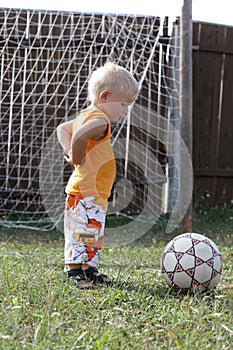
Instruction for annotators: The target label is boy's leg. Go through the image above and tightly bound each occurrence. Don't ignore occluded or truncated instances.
[64,195,109,284]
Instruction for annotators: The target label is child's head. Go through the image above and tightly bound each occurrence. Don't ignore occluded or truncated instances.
[88,62,139,104]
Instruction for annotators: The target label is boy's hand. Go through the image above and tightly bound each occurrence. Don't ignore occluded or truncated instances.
[64,150,74,165]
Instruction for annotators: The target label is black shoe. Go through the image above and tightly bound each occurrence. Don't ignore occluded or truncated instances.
[83,267,111,285]
[66,269,94,288]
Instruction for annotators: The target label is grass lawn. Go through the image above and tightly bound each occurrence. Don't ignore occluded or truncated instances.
[0,204,233,349]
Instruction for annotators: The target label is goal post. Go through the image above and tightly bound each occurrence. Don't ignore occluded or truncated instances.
[0,2,193,240]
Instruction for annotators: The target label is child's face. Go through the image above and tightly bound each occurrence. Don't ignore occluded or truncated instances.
[97,91,135,121]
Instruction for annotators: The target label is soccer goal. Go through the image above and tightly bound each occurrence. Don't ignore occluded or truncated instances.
[0,2,193,238]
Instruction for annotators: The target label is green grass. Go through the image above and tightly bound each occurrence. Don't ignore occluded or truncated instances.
[0,204,233,349]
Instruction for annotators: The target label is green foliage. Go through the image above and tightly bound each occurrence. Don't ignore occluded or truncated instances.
[0,205,233,349]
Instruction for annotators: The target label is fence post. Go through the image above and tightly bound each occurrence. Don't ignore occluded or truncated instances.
[180,0,193,231]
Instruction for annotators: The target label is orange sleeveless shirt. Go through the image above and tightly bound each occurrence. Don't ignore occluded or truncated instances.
[65,106,116,198]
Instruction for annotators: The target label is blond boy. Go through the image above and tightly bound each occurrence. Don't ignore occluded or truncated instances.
[57,62,139,287]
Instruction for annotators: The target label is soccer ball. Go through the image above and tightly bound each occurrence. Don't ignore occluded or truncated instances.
[161,233,222,292]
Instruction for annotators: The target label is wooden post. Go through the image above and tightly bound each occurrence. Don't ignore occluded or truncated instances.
[180,0,193,232]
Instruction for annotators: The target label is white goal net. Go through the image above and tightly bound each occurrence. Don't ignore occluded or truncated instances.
[0,4,192,238]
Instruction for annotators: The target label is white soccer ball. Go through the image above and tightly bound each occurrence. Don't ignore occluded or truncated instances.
[161,233,222,292]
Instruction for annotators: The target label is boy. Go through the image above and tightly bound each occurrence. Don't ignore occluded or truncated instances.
[57,62,139,287]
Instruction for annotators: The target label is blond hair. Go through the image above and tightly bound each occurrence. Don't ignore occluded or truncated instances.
[88,62,139,103]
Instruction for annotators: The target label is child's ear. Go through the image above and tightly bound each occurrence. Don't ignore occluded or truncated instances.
[99,90,110,101]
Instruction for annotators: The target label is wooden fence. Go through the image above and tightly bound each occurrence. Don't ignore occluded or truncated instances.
[193,21,233,205]
[0,11,232,211]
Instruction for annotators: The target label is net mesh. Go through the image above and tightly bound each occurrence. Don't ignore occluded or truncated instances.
[0,7,182,231]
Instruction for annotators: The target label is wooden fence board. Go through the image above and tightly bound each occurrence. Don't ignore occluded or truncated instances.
[217,54,233,169]
[193,50,222,168]
[193,21,233,204]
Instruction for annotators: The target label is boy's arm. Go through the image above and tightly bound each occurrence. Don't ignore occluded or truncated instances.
[56,120,74,154]
[71,118,108,165]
